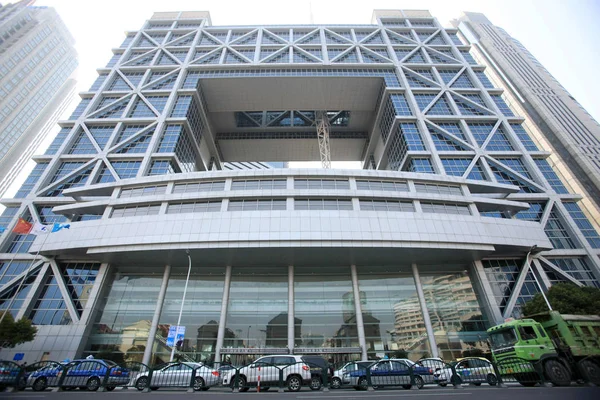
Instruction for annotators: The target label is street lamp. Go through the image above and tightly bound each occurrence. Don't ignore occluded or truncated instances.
[170,250,192,362]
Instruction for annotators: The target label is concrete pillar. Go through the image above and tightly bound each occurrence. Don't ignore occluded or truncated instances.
[215,265,232,363]
[142,264,171,366]
[412,263,439,358]
[350,265,368,361]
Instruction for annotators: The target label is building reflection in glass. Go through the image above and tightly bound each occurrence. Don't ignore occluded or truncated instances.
[419,268,490,360]
[294,266,358,352]
[357,265,428,360]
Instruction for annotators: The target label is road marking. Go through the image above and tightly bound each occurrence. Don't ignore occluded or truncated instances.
[297,393,473,398]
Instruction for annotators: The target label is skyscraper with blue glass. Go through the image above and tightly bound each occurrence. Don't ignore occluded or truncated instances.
[0,0,78,197]
[0,9,598,366]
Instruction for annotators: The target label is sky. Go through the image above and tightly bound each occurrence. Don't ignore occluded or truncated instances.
[33,0,600,123]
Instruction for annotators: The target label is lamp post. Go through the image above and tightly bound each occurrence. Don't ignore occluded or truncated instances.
[170,250,192,362]
[247,325,251,347]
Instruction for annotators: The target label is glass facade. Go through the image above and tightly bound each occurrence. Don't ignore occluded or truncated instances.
[84,263,491,364]
[357,266,426,360]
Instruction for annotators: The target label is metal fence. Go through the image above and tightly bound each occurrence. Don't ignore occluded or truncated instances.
[1,356,599,392]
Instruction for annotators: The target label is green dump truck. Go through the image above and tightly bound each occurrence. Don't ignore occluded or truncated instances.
[487,311,600,386]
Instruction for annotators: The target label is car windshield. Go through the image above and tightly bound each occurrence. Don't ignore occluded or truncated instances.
[489,328,518,350]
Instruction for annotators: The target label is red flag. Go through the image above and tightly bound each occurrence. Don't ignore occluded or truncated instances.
[12,218,33,234]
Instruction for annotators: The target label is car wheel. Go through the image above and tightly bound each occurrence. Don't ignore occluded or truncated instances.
[358,377,368,391]
[287,375,302,392]
[135,376,148,391]
[486,374,498,386]
[544,359,571,386]
[86,377,101,391]
[330,377,342,389]
[238,375,249,392]
[579,359,600,385]
[193,377,205,391]
[310,376,322,390]
[32,377,48,392]
[414,375,425,389]
[105,386,115,391]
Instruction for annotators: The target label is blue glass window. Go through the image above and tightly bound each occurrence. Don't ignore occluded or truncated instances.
[563,202,600,248]
[510,124,539,151]
[545,208,578,249]
[514,202,545,222]
[15,163,48,198]
[111,161,141,179]
[534,158,569,194]
[408,158,434,173]
[441,158,471,176]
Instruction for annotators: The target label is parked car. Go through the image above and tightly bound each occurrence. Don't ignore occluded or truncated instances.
[299,355,330,390]
[433,357,497,386]
[221,355,313,392]
[0,362,23,390]
[417,357,449,386]
[28,359,129,391]
[330,361,373,389]
[135,362,219,391]
[345,358,434,390]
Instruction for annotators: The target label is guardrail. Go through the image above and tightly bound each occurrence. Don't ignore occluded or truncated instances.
[1,356,598,392]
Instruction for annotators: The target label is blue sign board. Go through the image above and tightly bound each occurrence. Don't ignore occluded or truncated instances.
[13,353,24,361]
[166,325,186,347]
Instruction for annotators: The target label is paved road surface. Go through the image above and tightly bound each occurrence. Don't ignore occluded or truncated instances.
[2,386,598,400]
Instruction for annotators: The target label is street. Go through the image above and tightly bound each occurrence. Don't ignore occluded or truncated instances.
[1,386,598,400]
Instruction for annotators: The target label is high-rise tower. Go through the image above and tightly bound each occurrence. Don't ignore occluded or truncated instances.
[0,9,598,365]
[0,0,78,196]
[454,12,600,228]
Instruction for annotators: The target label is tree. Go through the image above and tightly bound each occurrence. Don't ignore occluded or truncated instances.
[522,283,600,316]
[0,313,37,349]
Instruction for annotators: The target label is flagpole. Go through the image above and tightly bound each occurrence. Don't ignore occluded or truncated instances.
[0,226,52,326]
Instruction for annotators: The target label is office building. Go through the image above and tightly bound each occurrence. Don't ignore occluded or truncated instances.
[453,12,600,228]
[0,0,78,197]
[0,9,598,365]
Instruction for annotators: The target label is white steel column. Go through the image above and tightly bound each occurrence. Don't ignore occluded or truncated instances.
[288,265,295,352]
[143,264,171,366]
[471,260,504,325]
[412,263,439,358]
[350,265,368,361]
[215,265,232,363]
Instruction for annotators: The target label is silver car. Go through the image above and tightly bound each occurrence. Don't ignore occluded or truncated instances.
[135,362,220,391]
[330,361,373,389]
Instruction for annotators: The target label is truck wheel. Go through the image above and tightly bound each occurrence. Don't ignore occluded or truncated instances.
[579,359,600,385]
[544,359,571,386]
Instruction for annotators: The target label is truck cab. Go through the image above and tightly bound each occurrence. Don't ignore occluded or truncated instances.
[488,318,555,362]
[487,312,600,386]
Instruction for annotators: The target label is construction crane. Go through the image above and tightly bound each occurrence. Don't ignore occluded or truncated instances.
[316,111,331,169]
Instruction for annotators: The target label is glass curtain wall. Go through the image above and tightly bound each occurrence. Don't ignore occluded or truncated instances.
[294,266,358,360]
[224,267,288,365]
[84,271,165,363]
[419,266,490,360]
[157,266,225,364]
[357,265,428,361]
